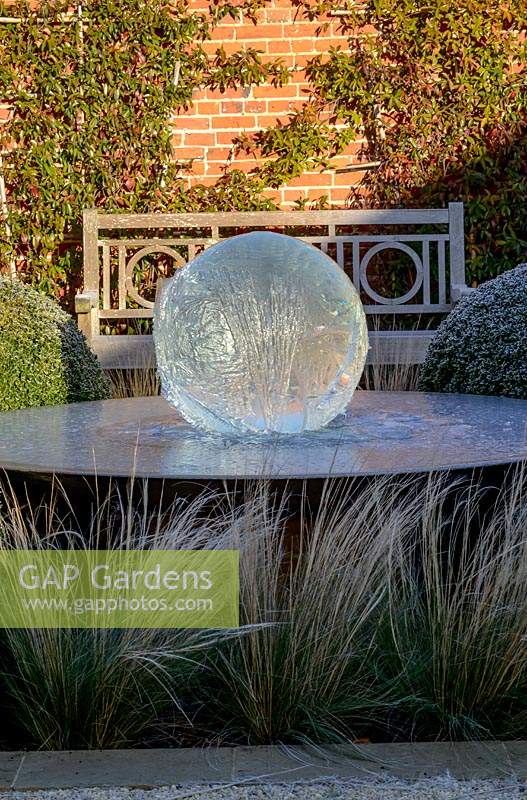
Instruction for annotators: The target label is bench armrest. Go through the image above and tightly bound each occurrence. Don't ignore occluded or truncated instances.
[451,284,475,304]
[75,291,98,314]
[75,291,99,340]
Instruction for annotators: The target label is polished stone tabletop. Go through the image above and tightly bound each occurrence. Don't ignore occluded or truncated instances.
[0,391,526,480]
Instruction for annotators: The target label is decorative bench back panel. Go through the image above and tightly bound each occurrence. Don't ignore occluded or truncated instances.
[77,204,468,366]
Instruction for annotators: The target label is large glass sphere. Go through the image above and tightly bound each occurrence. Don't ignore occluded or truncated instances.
[154,231,368,434]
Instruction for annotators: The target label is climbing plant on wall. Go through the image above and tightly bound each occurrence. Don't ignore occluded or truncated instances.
[1,0,526,296]
[0,0,287,300]
[238,0,527,284]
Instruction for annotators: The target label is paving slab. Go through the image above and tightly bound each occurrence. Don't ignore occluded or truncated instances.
[322,741,527,780]
[6,741,527,790]
[0,753,23,790]
[13,748,235,790]
[232,742,527,782]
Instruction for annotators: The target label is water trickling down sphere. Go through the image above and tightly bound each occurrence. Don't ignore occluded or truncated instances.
[154,231,369,434]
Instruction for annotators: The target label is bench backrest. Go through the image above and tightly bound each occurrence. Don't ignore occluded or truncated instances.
[78,204,467,342]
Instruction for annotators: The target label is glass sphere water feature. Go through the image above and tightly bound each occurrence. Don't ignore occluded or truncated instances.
[154,231,368,434]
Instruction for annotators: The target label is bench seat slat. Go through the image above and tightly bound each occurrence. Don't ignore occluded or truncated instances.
[93,331,435,369]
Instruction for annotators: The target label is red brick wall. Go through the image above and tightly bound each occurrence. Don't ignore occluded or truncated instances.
[1,1,363,207]
[177,1,362,206]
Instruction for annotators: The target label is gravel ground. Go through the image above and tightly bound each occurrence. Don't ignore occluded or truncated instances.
[4,777,527,800]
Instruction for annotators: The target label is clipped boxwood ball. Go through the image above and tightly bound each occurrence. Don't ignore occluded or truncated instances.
[419,264,527,399]
[0,278,111,411]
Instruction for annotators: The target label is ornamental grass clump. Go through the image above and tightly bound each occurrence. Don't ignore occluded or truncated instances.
[0,481,228,749]
[0,278,111,411]
[203,471,527,744]
[202,480,413,743]
[2,471,527,747]
[384,470,527,740]
[419,264,527,398]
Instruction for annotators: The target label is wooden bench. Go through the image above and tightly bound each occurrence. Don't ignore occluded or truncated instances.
[75,204,471,368]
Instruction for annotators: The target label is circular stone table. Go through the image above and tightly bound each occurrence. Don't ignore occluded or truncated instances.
[0,391,526,480]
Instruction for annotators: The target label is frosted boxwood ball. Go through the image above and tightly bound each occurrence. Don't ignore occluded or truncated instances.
[154,231,369,434]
